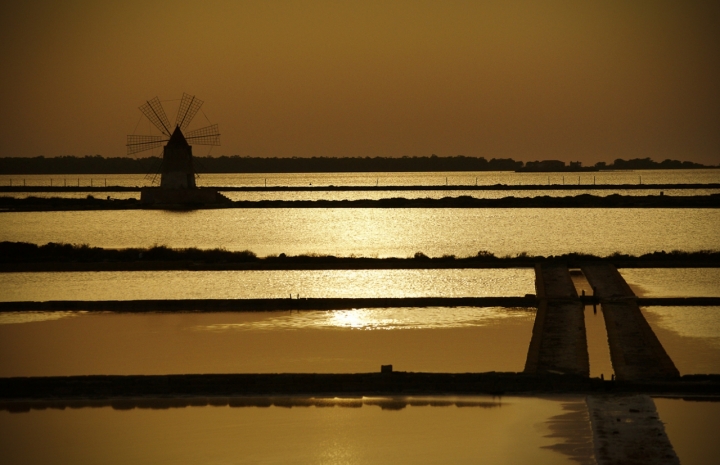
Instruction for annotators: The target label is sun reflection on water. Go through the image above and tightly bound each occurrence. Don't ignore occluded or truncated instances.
[199,307,534,331]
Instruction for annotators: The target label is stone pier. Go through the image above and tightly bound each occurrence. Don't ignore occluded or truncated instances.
[581,264,679,381]
[525,264,589,376]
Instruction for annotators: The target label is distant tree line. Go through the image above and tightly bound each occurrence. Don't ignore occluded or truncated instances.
[0,154,713,174]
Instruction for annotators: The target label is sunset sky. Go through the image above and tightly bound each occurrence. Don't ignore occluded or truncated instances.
[1,0,718,164]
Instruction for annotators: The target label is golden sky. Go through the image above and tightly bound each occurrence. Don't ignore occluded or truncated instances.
[1,0,718,164]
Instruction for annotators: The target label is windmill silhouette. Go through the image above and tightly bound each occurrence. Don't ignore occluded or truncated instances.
[130,94,228,206]
[127,93,220,188]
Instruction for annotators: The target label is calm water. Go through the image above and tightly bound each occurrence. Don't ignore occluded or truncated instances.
[0,269,534,302]
[2,169,718,188]
[654,398,720,465]
[2,208,718,257]
[643,306,720,375]
[1,395,715,465]
[620,268,720,297]
[0,308,536,376]
[0,396,592,465]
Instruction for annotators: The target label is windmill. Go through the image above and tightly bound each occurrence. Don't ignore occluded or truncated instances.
[127,93,220,189]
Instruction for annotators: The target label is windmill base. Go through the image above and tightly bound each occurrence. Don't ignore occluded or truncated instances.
[140,187,230,207]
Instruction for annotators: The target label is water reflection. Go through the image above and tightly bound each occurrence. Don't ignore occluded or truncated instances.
[0,395,506,413]
[0,309,536,376]
[654,398,720,465]
[0,311,82,325]
[643,307,720,344]
[2,208,718,257]
[0,395,589,465]
[643,306,720,374]
[0,269,534,302]
[620,268,720,297]
[198,307,534,331]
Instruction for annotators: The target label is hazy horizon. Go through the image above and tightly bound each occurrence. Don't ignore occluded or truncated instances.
[1,1,718,165]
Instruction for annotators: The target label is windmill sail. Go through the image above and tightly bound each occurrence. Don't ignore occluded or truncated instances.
[139,97,172,136]
[176,93,204,131]
[185,124,220,146]
[126,135,168,155]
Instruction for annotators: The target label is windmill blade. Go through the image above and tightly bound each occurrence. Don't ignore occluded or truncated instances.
[185,124,220,146]
[176,93,204,131]
[139,97,172,136]
[126,134,168,155]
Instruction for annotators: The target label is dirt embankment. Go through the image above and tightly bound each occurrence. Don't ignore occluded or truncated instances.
[1,193,719,211]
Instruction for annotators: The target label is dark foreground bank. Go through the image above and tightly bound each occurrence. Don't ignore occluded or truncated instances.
[1,373,719,406]
[1,193,719,211]
[1,242,718,271]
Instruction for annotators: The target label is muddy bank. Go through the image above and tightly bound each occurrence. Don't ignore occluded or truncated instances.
[2,183,719,193]
[1,242,718,272]
[1,374,719,404]
[1,193,719,211]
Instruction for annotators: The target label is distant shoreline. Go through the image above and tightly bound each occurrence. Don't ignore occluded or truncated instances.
[1,193,719,211]
[1,155,716,175]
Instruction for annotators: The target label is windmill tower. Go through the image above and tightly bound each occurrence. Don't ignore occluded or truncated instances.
[128,94,226,206]
[128,93,220,188]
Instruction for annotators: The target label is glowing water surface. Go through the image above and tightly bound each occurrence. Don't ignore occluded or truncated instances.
[0,396,593,465]
[654,398,720,465]
[0,308,536,376]
[620,268,720,297]
[642,306,720,375]
[0,269,534,302]
[2,208,718,257]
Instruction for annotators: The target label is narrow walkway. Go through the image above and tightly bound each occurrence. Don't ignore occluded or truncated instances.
[581,264,679,381]
[525,264,589,376]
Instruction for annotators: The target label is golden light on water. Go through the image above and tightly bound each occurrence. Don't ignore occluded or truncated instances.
[199,307,534,331]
